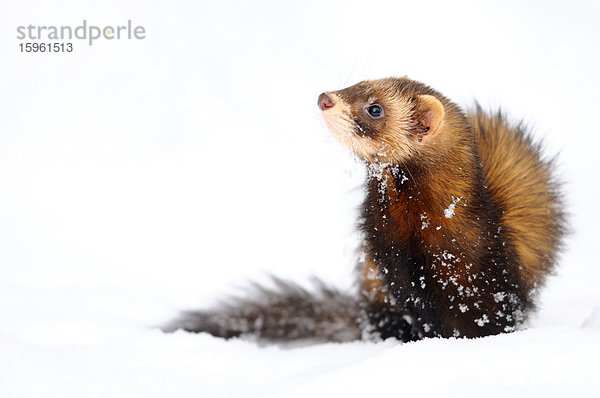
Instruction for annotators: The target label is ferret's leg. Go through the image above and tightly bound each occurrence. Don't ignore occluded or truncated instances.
[358,255,418,342]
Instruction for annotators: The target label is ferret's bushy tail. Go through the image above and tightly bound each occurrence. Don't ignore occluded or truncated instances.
[162,277,362,342]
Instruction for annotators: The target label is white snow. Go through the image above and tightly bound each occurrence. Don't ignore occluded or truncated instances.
[444,197,462,219]
[582,307,600,331]
[2,0,600,397]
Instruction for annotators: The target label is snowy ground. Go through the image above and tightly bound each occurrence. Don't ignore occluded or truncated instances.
[1,1,600,397]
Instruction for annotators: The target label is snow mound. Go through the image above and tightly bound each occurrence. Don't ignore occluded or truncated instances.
[582,307,600,331]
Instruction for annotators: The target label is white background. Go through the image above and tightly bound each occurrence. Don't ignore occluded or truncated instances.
[1,1,599,397]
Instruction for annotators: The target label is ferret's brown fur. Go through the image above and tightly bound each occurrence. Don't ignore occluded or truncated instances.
[165,77,565,342]
[325,77,565,339]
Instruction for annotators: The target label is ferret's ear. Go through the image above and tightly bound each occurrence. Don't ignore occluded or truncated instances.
[415,95,445,143]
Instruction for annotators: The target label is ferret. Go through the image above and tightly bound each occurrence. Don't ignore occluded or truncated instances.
[163,77,566,342]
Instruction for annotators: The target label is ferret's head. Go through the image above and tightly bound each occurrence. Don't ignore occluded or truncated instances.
[318,77,460,164]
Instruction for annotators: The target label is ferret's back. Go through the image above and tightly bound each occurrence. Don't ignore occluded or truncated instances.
[470,109,565,287]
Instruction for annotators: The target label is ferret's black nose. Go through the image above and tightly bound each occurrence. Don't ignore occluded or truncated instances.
[318,93,334,110]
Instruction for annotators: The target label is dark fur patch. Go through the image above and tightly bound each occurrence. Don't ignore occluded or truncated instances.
[163,277,362,342]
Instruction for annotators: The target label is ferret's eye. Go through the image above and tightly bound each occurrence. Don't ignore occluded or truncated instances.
[366,104,384,119]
